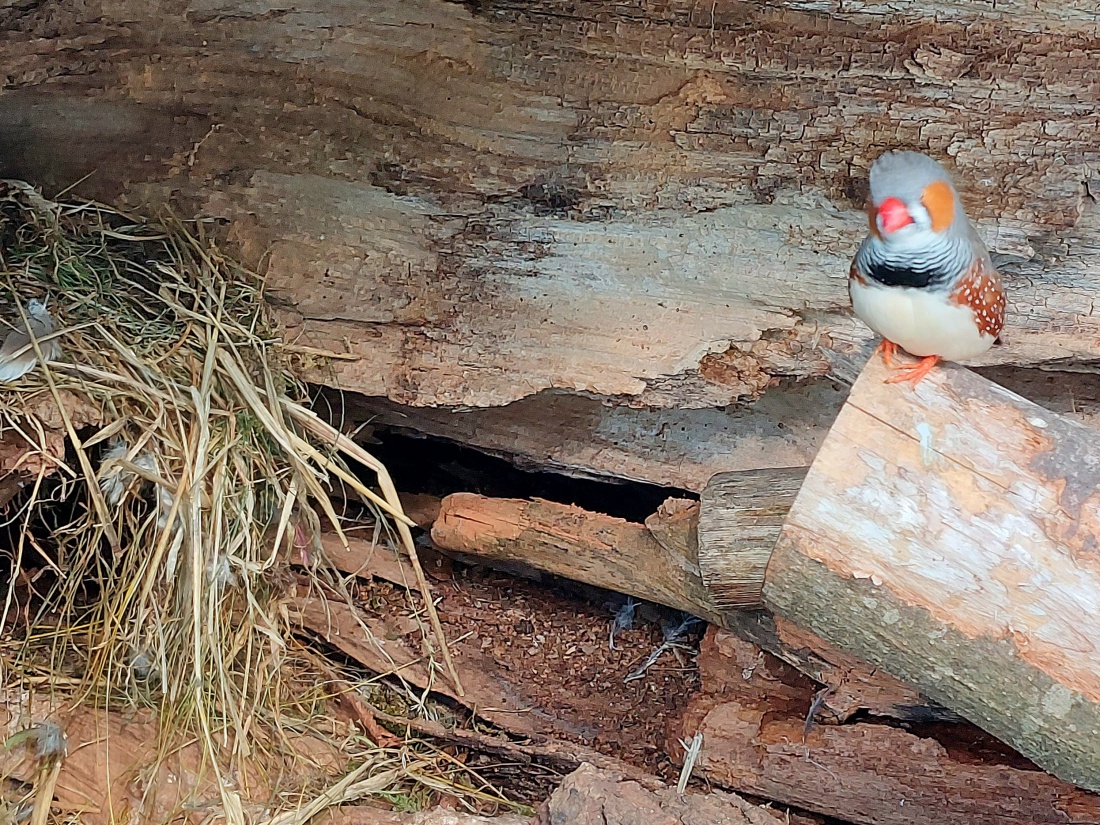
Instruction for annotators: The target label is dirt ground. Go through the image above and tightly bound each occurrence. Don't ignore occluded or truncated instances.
[356,553,704,783]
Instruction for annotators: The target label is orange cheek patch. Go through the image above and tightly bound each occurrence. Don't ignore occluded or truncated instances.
[921,180,956,233]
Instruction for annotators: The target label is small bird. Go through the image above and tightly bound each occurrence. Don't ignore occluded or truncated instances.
[849,151,1005,386]
[0,298,62,383]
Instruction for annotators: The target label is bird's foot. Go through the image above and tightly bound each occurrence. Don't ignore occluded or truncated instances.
[874,339,900,369]
[884,355,940,387]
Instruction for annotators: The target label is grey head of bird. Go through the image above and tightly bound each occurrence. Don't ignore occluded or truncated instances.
[866,150,970,251]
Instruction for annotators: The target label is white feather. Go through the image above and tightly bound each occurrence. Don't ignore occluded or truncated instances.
[0,299,61,382]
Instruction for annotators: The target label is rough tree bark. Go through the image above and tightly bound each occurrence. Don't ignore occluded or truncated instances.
[681,628,1100,825]
[4,0,1100,486]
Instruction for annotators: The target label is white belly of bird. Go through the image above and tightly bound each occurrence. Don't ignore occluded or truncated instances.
[849,279,994,362]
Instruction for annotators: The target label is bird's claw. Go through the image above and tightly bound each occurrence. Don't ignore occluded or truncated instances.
[874,339,899,369]
[883,355,940,387]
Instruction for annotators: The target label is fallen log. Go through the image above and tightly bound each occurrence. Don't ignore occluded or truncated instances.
[391,491,1100,823]
[760,354,1100,792]
[697,467,807,609]
[431,494,722,624]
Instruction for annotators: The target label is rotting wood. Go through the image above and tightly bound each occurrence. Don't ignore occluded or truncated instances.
[5,1,1100,421]
[424,494,943,723]
[333,367,1100,495]
[339,386,839,493]
[679,628,1100,825]
[697,467,807,609]
[721,611,957,724]
[765,354,1100,793]
[431,493,723,625]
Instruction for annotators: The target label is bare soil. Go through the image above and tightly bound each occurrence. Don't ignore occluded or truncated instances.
[396,555,702,781]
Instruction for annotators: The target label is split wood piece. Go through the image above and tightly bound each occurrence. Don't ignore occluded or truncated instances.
[697,467,807,609]
[765,354,1100,793]
[343,390,836,494]
[678,628,1100,825]
[428,493,944,723]
[722,610,957,723]
[431,493,724,625]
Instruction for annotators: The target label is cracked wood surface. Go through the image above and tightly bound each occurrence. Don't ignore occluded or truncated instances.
[766,355,1100,792]
[682,628,1100,825]
[3,0,1100,417]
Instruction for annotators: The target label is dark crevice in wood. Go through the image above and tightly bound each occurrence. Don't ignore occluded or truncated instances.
[351,420,697,524]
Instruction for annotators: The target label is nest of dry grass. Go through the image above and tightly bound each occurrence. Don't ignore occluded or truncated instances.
[0,180,499,822]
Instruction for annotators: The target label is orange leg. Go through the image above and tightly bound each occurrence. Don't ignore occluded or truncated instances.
[874,339,899,369]
[884,355,940,387]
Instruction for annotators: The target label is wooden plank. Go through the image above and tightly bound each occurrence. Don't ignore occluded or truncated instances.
[765,354,1100,792]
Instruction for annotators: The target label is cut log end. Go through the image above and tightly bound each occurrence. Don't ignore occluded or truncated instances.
[697,467,807,609]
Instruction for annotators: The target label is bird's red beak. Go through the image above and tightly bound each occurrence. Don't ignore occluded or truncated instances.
[875,197,914,235]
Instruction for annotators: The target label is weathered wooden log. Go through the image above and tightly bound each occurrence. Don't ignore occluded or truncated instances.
[431,493,723,624]
[764,354,1100,792]
[6,1,1100,430]
[342,390,837,493]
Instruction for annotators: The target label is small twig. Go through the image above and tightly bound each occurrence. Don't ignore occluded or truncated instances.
[676,732,703,794]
